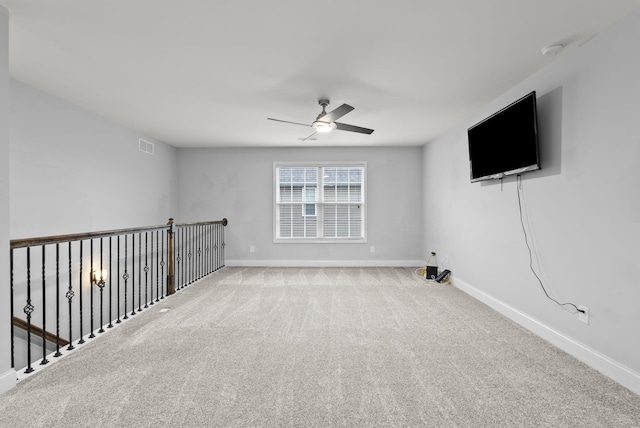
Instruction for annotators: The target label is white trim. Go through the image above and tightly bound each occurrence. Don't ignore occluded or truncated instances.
[0,369,16,396]
[453,276,640,396]
[226,259,424,267]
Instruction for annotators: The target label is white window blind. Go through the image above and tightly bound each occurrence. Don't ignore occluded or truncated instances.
[274,163,366,241]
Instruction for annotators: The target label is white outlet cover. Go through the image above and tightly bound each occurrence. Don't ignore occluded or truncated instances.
[578,306,589,324]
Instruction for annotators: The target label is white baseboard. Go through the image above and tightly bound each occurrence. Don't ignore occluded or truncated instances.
[226,260,424,268]
[453,276,640,396]
[0,368,16,396]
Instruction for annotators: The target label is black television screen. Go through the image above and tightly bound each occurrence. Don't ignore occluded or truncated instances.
[467,91,540,182]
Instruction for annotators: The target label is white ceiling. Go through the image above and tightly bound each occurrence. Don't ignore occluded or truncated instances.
[1,1,638,148]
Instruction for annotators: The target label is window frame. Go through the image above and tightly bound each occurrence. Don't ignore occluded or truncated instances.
[273,161,367,243]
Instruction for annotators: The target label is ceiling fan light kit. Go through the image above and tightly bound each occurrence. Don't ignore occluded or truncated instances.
[312,121,335,132]
[268,99,374,141]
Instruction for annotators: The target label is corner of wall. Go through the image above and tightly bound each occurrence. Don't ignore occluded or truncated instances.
[0,369,16,396]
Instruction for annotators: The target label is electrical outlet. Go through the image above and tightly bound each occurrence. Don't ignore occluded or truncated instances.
[370,246,375,253]
[578,305,589,324]
[249,245,255,253]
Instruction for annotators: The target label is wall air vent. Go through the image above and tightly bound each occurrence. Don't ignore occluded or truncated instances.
[139,138,154,155]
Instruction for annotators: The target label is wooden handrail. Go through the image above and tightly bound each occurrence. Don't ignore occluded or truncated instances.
[175,218,228,227]
[13,316,70,347]
[10,218,228,249]
[10,224,170,249]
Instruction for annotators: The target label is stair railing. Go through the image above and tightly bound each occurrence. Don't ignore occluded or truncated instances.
[9,217,227,374]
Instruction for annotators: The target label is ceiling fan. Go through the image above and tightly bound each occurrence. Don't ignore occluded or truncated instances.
[268,99,374,141]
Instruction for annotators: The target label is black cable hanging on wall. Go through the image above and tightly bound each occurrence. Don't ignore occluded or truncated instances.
[516,175,584,314]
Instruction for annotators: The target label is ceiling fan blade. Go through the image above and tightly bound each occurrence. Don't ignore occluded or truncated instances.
[267,118,311,128]
[318,104,354,123]
[334,122,375,134]
[300,132,318,142]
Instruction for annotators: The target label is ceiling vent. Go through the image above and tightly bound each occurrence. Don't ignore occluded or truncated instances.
[139,138,154,155]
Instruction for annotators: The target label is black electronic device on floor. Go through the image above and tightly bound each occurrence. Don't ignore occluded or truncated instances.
[435,269,451,283]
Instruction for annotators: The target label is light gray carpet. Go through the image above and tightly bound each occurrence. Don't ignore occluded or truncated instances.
[1,267,639,427]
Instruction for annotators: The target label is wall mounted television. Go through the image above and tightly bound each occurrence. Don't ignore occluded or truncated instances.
[467,91,540,182]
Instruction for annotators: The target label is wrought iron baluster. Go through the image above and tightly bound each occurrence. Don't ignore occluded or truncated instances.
[144,232,149,309]
[182,227,186,288]
[175,227,180,290]
[214,225,219,272]
[40,245,49,365]
[192,226,196,282]
[117,236,122,324]
[98,238,105,333]
[123,235,129,320]
[155,230,160,302]
[204,225,209,276]
[196,225,201,280]
[66,242,75,351]
[188,226,193,285]
[108,237,114,328]
[209,224,216,273]
[78,241,85,345]
[24,247,34,373]
[131,234,136,316]
[203,225,208,276]
[150,231,154,305]
[199,225,203,279]
[219,224,223,271]
[54,244,62,358]
[183,227,186,287]
[222,224,226,268]
[176,227,182,290]
[89,240,95,339]
[138,233,142,312]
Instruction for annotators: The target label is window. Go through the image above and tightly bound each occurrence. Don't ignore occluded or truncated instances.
[274,162,366,242]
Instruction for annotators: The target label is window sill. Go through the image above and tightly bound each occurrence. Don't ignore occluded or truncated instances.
[273,237,367,244]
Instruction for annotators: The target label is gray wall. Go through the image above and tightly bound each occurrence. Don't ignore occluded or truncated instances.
[177,147,424,266]
[10,80,178,238]
[0,5,15,395]
[5,72,179,393]
[422,10,640,394]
